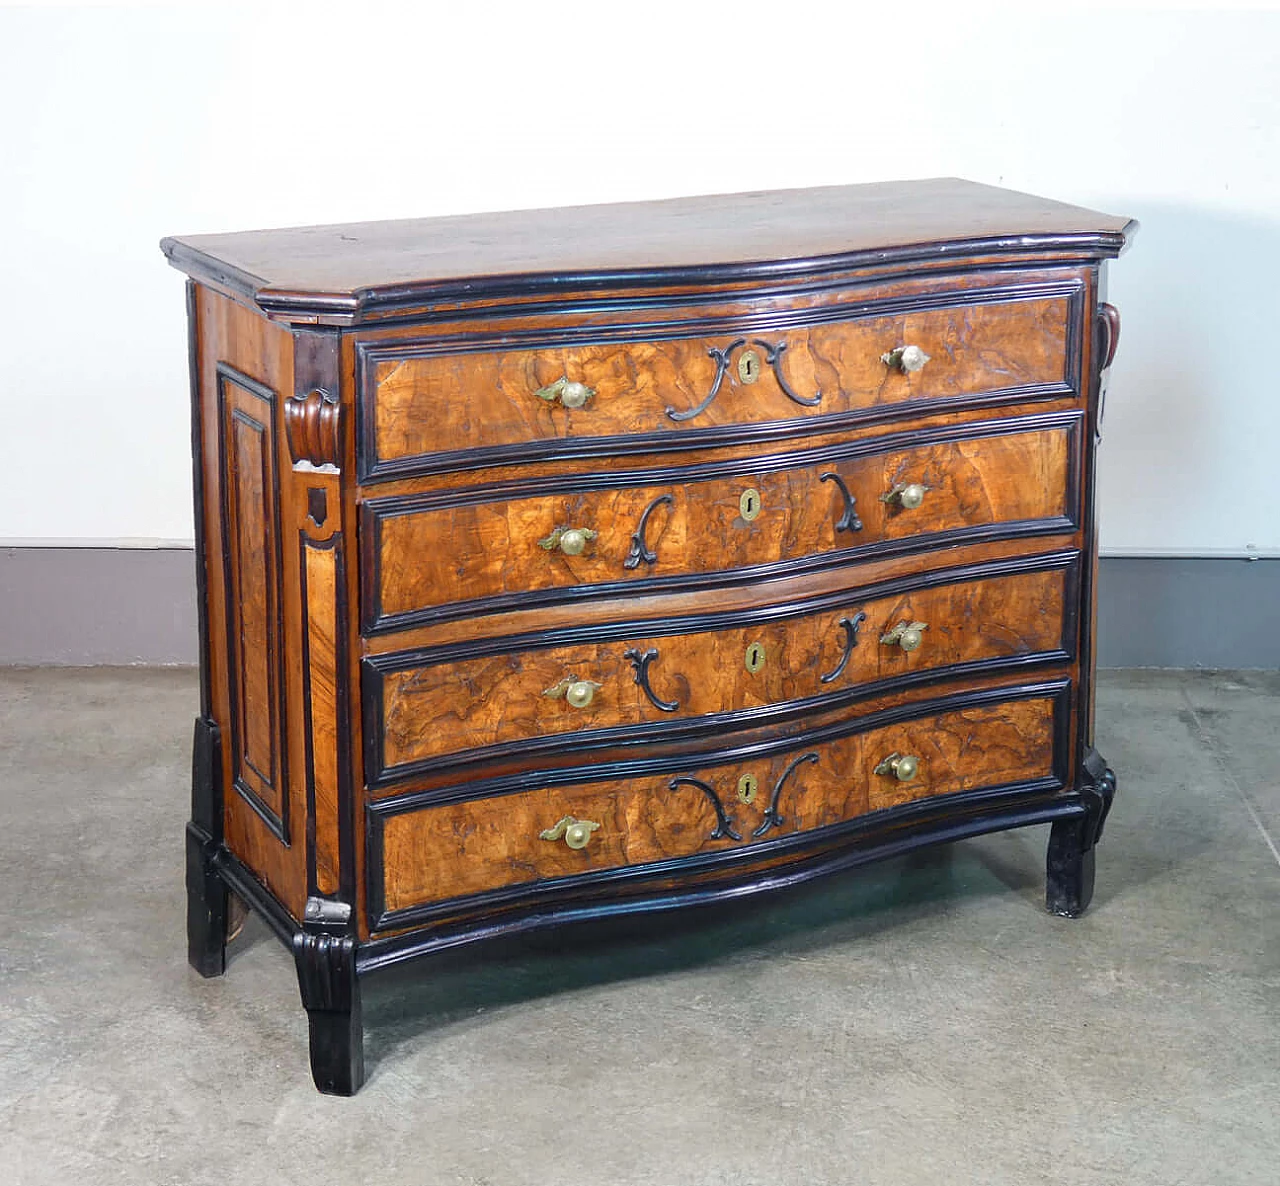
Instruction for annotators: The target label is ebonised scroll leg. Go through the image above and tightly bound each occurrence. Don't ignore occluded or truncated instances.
[185,822,228,977]
[1046,748,1117,918]
[294,922,364,1096]
[186,717,227,976]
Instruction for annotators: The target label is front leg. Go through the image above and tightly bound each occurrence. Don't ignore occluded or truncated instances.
[1046,748,1117,918]
[294,917,364,1095]
[185,822,228,976]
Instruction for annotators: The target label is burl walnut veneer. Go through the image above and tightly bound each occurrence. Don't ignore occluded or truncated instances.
[163,179,1133,1094]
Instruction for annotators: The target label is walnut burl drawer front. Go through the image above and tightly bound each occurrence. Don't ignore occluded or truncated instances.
[370,689,1063,924]
[365,553,1077,786]
[366,414,1075,629]
[365,414,1078,633]
[359,288,1074,480]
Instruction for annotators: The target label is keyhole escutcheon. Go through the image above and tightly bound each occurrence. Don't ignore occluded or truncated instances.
[739,487,762,522]
[744,641,767,674]
[738,349,761,384]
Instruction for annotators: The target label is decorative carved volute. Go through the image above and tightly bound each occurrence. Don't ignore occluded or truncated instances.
[285,388,341,467]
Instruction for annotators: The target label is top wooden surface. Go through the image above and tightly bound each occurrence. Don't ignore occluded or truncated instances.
[161,179,1134,322]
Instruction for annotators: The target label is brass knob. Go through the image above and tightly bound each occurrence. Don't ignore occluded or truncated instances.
[881,482,928,510]
[539,526,598,556]
[535,377,596,409]
[543,677,603,708]
[881,621,928,652]
[540,815,601,849]
[881,345,931,374]
[874,752,919,782]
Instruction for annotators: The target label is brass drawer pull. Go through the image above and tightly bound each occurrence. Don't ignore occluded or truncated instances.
[535,376,595,409]
[881,481,929,510]
[540,815,600,850]
[880,620,927,652]
[539,526,598,556]
[543,677,602,709]
[881,344,931,374]
[874,752,919,782]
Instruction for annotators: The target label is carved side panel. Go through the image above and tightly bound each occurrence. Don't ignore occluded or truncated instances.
[217,364,289,840]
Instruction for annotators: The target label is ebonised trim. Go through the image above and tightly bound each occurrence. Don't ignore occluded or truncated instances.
[355,280,1085,483]
[187,281,213,722]
[335,258,1099,334]
[372,675,1071,818]
[365,676,1072,931]
[215,363,289,844]
[163,232,1125,328]
[359,792,1088,970]
[208,837,298,948]
[363,551,1080,788]
[362,409,1085,635]
[329,255,1104,331]
[1077,274,1107,768]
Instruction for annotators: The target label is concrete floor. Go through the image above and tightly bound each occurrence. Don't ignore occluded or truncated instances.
[0,669,1277,1185]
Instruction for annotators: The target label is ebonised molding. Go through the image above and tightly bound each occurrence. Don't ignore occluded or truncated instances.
[361,409,1085,635]
[215,363,290,844]
[362,550,1080,789]
[355,281,1085,483]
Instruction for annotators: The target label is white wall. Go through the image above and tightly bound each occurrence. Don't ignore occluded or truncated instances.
[2,4,1277,555]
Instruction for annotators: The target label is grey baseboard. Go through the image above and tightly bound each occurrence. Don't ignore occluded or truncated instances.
[0,547,198,666]
[0,547,1276,669]
[1094,555,1280,669]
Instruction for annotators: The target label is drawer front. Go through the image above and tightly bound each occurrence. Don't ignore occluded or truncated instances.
[366,556,1076,785]
[365,414,1080,633]
[369,685,1067,927]
[358,288,1075,481]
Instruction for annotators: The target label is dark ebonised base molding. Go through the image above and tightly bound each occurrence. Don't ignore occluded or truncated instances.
[183,734,1117,1096]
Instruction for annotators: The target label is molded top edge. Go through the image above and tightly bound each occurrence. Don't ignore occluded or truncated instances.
[161,179,1135,324]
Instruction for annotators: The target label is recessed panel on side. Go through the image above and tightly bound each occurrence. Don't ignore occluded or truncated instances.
[217,364,288,841]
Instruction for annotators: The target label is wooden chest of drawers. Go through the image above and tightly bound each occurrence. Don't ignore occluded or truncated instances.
[163,179,1133,1094]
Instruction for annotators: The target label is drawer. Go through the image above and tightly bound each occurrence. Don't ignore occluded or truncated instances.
[364,553,1077,786]
[357,286,1076,481]
[367,683,1068,928]
[363,413,1080,633]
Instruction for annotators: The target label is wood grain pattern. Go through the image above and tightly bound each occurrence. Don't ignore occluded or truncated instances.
[375,564,1069,775]
[217,366,287,834]
[370,422,1071,626]
[376,694,1057,915]
[161,179,1132,323]
[303,536,341,895]
[370,294,1069,468]
[196,288,309,919]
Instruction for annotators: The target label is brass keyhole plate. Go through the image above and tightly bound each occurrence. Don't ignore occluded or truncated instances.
[737,349,762,384]
[737,773,758,804]
[744,641,767,674]
[739,487,762,522]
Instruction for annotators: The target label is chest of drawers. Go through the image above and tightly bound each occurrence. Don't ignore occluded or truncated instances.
[164,179,1133,1094]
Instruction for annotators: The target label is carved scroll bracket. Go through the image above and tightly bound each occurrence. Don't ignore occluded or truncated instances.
[286,388,342,469]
